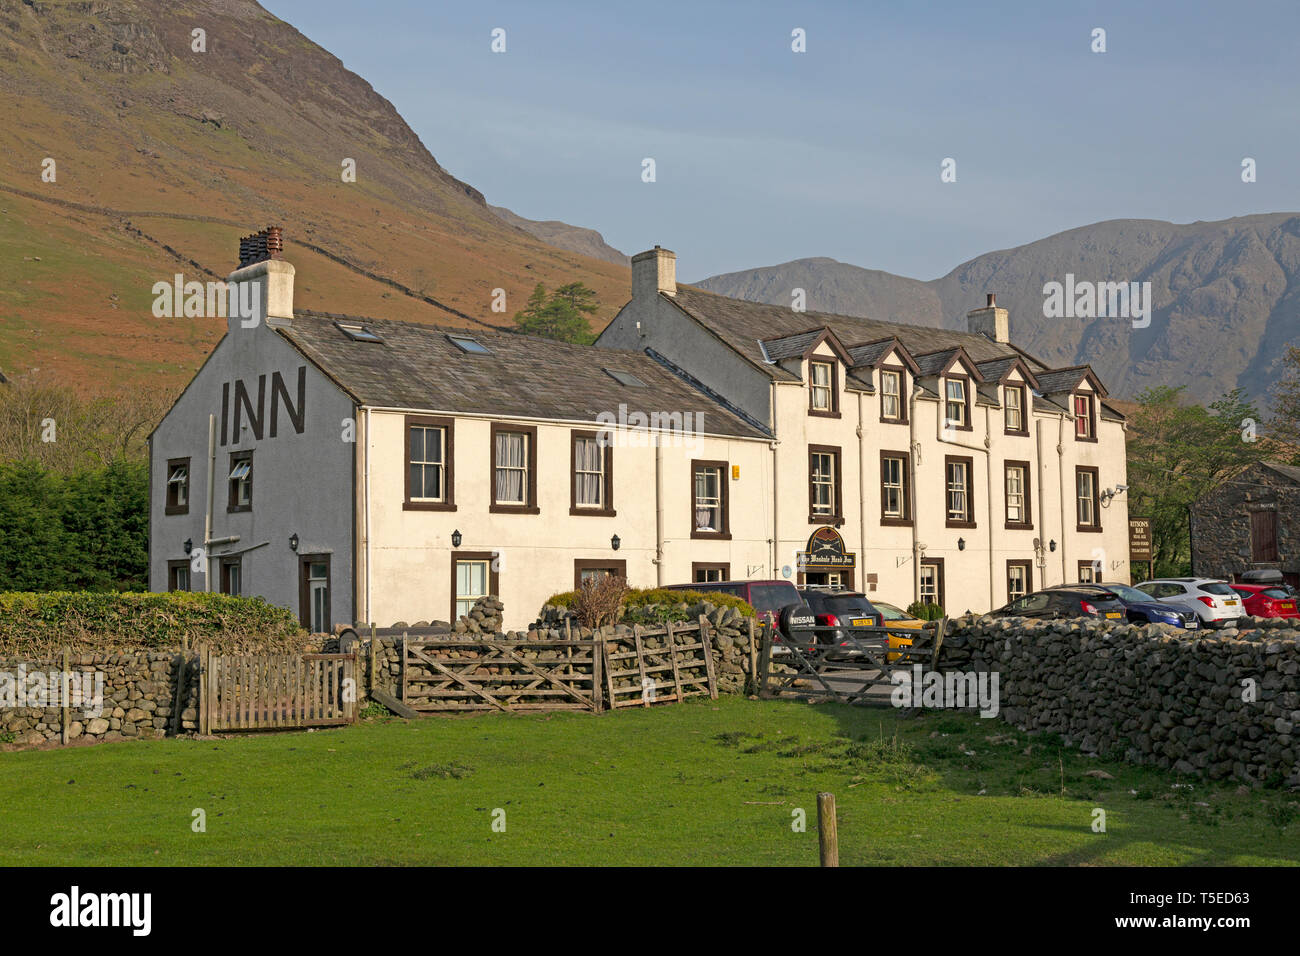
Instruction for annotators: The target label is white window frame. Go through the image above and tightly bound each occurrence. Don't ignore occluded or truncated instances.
[811,451,836,516]
[810,361,833,412]
[409,424,446,503]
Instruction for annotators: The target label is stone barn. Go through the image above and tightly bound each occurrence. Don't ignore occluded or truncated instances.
[1190,460,1300,587]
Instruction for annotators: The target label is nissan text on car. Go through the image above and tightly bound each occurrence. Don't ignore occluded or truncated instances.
[1134,578,1247,627]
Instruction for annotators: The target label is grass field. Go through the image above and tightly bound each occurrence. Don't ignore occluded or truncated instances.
[1,697,1297,866]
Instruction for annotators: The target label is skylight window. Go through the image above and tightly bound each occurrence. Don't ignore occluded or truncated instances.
[448,334,492,355]
[336,321,383,343]
[604,369,647,387]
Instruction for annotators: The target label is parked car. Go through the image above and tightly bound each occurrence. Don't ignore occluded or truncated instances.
[1229,583,1300,619]
[662,579,810,648]
[1133,578,1247,627]
[873,601,925,661]
[990,586,1127,621]
[1049,582,1199,629]
[798,588,882,659]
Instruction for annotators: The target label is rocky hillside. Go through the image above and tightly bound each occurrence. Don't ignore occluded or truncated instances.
[0,0,628,390]
[699,215,1300,405]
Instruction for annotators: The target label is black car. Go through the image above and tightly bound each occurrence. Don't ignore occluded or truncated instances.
[798,588,883,657]
[991,586,1127,621]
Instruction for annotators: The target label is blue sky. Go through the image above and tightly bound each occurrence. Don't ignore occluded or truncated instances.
[263,0,1300,282]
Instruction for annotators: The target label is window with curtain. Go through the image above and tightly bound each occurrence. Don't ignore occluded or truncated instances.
[946,461,969,521]
[810,361,833,412]
[694,466,721,532]
[1005,386,1024,432]
[494,430,528,505]
[1006,465,1026,524]
[881,370,901,420]
[574,437,604,508]
[945,379,967,427]
[1077,469,1097,527]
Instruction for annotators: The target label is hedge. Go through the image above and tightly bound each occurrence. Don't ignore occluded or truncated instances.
[542,586,756,623]
[0,591,305,655]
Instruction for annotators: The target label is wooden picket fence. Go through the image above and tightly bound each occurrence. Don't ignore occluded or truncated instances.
[200,649,357,733]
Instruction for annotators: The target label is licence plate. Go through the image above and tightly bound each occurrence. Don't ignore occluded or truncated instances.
[851,618,873,627]
[1225,600,1238,606]
[1282,603,1296,611]
[1184,620,1198,628]
[1105,611,1122,619]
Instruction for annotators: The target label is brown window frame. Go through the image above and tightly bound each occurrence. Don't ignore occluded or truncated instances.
[690,459,731,540]
[944,455,976,529]
[1004,459,1033,530]
[1077,558,1100,583]
[1073,392,1098,442]
[489,422,540,515]
[450,551,500,623]
[226,450,253,514]
[692,562,731,585]
[943,375,973,432]
[919,557,945,610]
[879,366,907,424]
[219,555,242,596]
[573,559,628,590]
[404,415,456,512]
[808,444,844,525]
[570,429,616,517]
[1006,559,1032,603]
[1076,465,1101,532]
[165,457,191,515]
[167,559,191,592]
[808,359,840,418]
[879,449,912,527]
[1004,384,1029,436]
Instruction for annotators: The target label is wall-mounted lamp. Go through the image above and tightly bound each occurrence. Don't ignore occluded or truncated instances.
[1100,484,1130,508]
[957,537,966,551]
[1049,539,1057,553]
[451,529,463,548]
[611,534,621,551]
[289,533,299,552]
[183,538,193,555]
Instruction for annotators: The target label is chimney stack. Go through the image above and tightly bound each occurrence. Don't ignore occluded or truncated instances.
[967,292,1009,344]
[227,225,294,332]
[631,245,676,299]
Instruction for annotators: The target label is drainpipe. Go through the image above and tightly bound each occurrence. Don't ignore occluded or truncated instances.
[204,415,215,592]
[985,405,994,611]
[909,386,921,605]
[1057,413,1068,581]
[1036,418,1048,586]
[655,434,665,586]
[857,392,867,592]
[770,438,780,578]
[363,406,372,623]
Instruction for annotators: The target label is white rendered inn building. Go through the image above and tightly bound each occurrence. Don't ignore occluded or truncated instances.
[149,233,1130,631]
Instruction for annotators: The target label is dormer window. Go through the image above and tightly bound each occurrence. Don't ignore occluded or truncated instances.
[945,378,969,429]
[809,360,836,414]
[1004,384,1027,434]
[880,369,904,423]
[1074,394,1096,440]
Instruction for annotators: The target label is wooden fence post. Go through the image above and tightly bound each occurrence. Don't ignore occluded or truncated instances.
[198,644,208,736]
[817,792,839,867]
[931,615,948,669]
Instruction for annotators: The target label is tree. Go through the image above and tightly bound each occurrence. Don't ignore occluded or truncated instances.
[1267,345,1300,460]
[512,282,597,344]
[1126,386,1267,576]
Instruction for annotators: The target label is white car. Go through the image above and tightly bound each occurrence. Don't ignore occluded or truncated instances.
[1134,578,1247,626]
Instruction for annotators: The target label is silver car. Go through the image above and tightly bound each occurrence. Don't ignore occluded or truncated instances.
[1134,578,1247,626]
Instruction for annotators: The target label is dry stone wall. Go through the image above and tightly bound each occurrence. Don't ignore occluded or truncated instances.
[910,615,1300,786]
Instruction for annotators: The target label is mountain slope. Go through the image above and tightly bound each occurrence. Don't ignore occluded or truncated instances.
[698,214,1300,405]
[0,0,629,389]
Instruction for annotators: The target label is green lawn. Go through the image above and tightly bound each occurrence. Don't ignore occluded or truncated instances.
[1,697,1297,866]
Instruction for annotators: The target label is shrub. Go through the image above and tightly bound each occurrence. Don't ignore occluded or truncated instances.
[0,590,305,656]
[572,574,629,628]
[542,586,756,623]
[906,602,945,621]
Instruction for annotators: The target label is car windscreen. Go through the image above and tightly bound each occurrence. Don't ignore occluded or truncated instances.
[1199,582,1236,596]
[816,595,876,615]
[747,584,800,613]
[1261,587,1291,599]
[875,604,908,620]
[1104,584,1149,604]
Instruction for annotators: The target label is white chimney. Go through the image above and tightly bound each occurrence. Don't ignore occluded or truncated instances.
[631,245,676,299]
[967,292,1009,344]
[226,226,294,333]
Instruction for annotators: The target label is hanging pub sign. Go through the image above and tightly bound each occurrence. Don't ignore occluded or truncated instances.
[1129,517,1153,562]
[797,526,857,570]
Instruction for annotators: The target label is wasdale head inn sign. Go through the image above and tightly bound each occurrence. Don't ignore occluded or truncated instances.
[148,231,1131,631]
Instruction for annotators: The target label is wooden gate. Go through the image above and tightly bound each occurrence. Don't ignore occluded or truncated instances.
[403,636,602,713]
[602,619,717,709]
[201,650,357,733]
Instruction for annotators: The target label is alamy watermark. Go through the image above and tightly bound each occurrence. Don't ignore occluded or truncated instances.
[1,666,104,718]
[890,664,1000,718]
[594,403,706,450]
[1042,274,1152,328]
[151,274,261,326]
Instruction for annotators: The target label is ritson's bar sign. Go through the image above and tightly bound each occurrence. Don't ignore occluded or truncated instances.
[219,367,307,446]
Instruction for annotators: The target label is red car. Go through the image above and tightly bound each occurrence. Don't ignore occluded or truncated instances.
[1230,584,1300,618]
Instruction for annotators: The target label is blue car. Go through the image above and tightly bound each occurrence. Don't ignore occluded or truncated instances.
[1047,582,1199,629]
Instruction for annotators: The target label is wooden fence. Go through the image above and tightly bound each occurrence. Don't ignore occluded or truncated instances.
[602,618,717,709]
[200,649,357,733]
[403,635,603,713]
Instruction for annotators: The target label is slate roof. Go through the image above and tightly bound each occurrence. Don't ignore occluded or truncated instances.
[277,311,770,440]
[1033,366,1098,396]
[1264,462,1300,484]
[846,338,898,368]
[760,329,824,361]
[670,285,1019,377]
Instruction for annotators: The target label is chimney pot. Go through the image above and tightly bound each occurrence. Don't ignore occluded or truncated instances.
[987,292,996,308]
